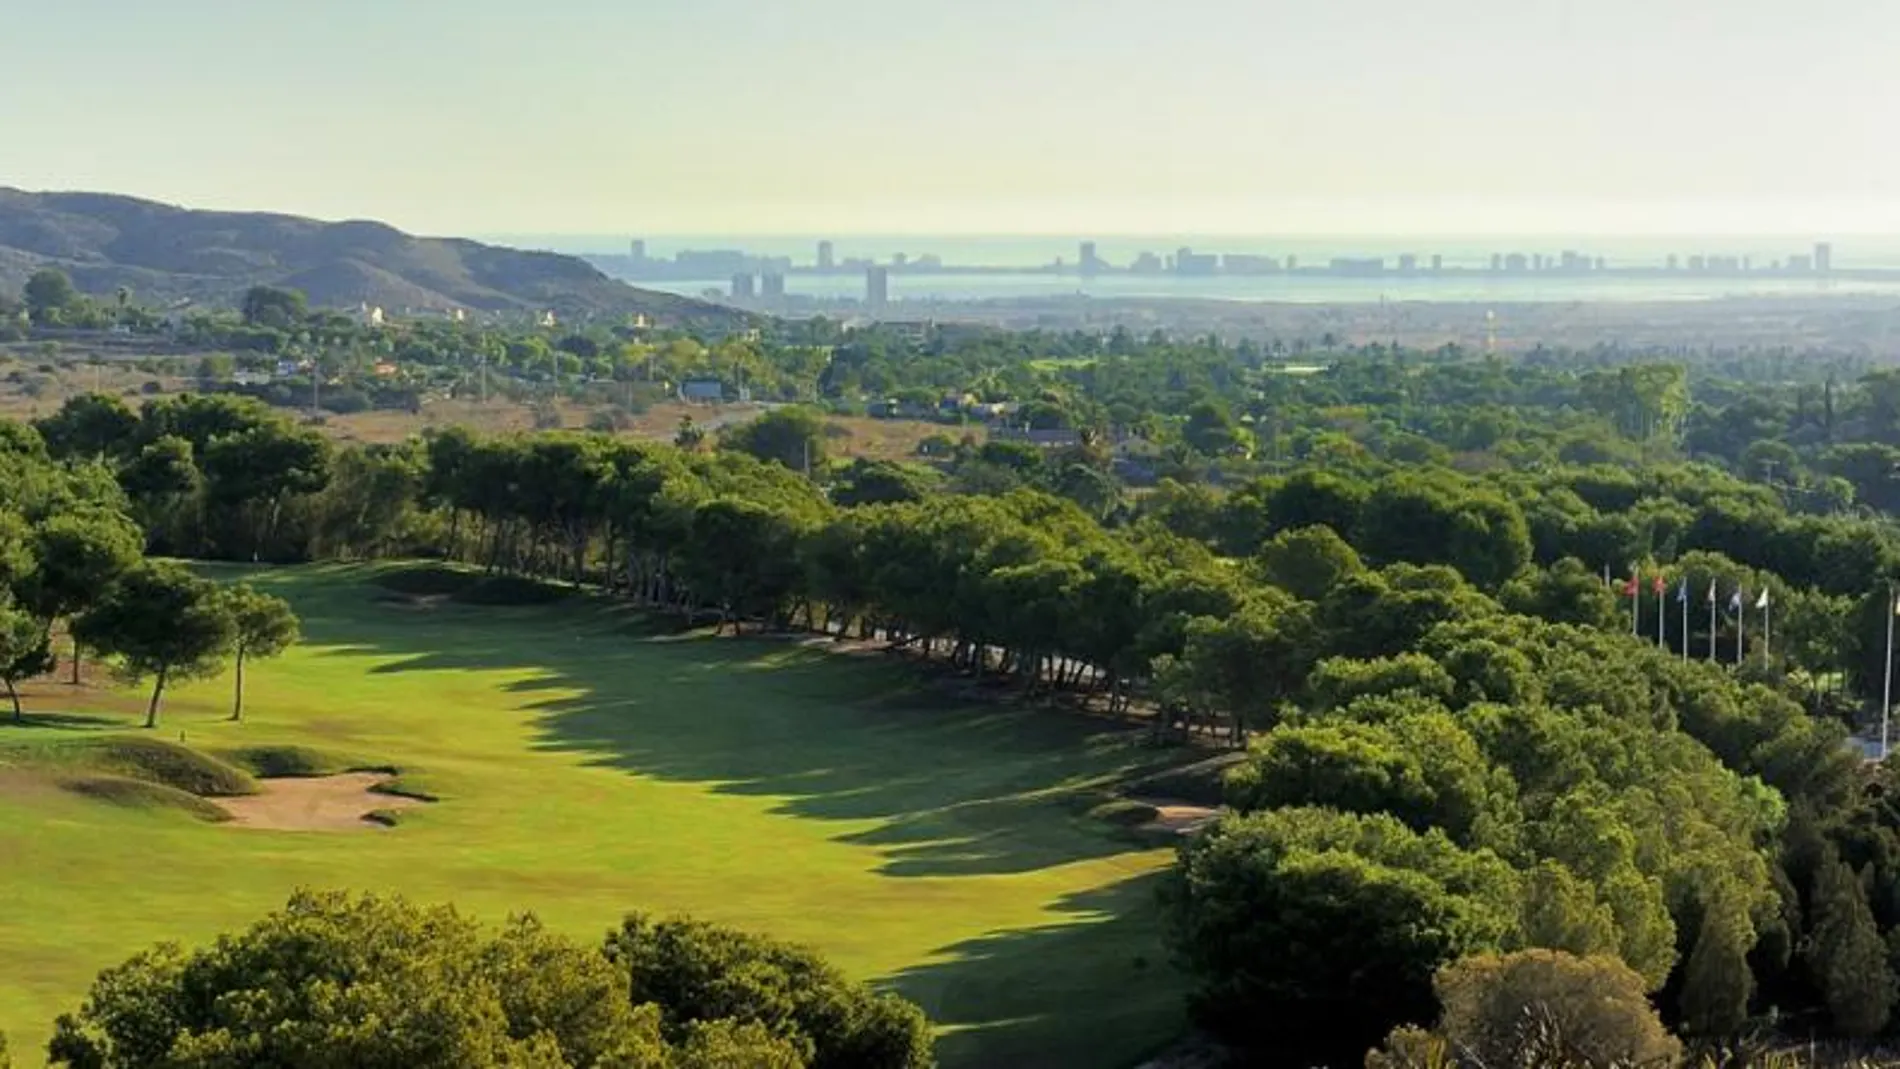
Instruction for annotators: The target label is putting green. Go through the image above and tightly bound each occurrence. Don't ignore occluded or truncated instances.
[0,564,1189,1067]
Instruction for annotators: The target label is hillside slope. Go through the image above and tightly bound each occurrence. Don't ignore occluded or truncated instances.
[0,188,740,326]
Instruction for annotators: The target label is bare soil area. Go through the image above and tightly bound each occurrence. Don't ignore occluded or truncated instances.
[1128,797,1219,836]
[215,772,425,831]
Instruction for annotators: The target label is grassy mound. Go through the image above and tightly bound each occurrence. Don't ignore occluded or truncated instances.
[1088,798,1162,828]
[368,774,439,802]
[0,737,258,798]
[372,565,476,598]
[59,776,232,823]
[219,744,363,779]
[374,565,570,607]
[1122,753,1247,808]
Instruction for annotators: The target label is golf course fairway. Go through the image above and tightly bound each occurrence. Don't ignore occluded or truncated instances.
[0,564,1191,1067]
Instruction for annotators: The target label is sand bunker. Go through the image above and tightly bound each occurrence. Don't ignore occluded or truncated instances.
[215,773,427,831]
[1128,797,1220,836]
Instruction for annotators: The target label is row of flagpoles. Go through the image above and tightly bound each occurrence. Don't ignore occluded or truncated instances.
[1603,564,1772,665]
[1606,565,1900,761]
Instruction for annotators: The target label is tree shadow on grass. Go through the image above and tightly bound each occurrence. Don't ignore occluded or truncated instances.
[281,570,1204,879]
[890,872,1188,1069]
[0,712,125,731]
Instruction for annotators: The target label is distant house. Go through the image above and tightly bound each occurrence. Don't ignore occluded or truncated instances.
[678,379,726,404]
[990,427,1083,449]
[353,303,386,328]
[539,310,558,329]
[232,370,273,386]
[373,361,399,377]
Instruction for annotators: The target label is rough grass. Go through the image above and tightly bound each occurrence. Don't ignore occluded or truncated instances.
[217,744,364,779]
[59,776,231,822]
[0,562,1197,1068]
[0,736,258,797]
[373,564,570,607]
[1088,798,1163,828]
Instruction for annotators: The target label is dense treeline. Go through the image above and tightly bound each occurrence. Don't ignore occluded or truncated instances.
[47,891,932,1069]
[23,324,1900,1063]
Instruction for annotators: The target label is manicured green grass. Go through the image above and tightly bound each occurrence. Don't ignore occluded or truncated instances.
[0,563,1192,1066]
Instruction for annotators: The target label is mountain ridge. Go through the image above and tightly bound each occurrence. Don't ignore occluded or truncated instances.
[0,188,740,326]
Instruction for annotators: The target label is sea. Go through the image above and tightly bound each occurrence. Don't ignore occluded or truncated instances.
[483,234,1900,305]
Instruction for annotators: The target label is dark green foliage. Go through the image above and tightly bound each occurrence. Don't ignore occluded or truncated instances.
[1808,855,1895,1037]
[47,891,776,1069]
[1162,808,1518,1065]
[722,407,828,472]
[605,914,936,1069]
[73,562,235,728]
[1256,524,1363,601]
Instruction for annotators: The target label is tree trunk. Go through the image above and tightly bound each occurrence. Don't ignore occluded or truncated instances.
[230,650,247,722]
[4,677,20,723]
[70,634,81,685]
[145,667,168,729]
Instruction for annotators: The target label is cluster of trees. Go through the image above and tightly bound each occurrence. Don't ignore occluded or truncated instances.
[46,890,932,1069]
[0,420,298,727]
[26,303,1900,1065]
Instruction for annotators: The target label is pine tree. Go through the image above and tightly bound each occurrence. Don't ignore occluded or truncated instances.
[1679,895,1753,1038]
[1807,856,1896,1037]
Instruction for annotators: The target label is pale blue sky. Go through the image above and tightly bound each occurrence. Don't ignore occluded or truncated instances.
[5,0,1897,236]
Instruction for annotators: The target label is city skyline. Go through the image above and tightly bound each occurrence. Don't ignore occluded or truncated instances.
[9,1,1900,236]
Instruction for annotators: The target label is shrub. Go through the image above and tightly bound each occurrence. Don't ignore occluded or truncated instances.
[606,913,936,1069]
[1432,950,1679,1069]
[47,891,820,1069]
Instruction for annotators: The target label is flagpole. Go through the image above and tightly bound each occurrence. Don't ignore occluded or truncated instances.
[1736,592,1745,665]
[1680,588,1688,661]
[1761,596,1770,666]
[1883,585,1894,760]
[1631,571,1639,636]
[1708,586,1717,662]
[1656,584,1665,650]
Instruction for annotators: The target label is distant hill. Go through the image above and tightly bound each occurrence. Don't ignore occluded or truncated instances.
[0,188,742,327]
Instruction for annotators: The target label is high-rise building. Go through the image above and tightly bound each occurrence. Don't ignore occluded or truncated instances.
[1398,254,1418,273]
[1815,242,1834,273]
[1666,254,1680,271]
[1174,247,1218,275]
[1490,253,1503,272]
[1079,241,1101,276]
[630,239,647,262]
[865,265,890,308]
[1431,254,1443,272]
[761,273,786,300]
[892,253,909,269]
[817,241,835,270]
[730,274,756,300]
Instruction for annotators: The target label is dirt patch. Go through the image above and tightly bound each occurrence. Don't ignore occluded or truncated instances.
[214,773,427,831]
[1127,796,1219,836]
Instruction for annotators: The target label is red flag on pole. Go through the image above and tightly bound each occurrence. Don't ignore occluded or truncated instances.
[1622,576,1639,597]
[1651,574,1666,596]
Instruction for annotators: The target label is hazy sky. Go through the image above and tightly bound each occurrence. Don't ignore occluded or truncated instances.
[6,0,1898,236]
